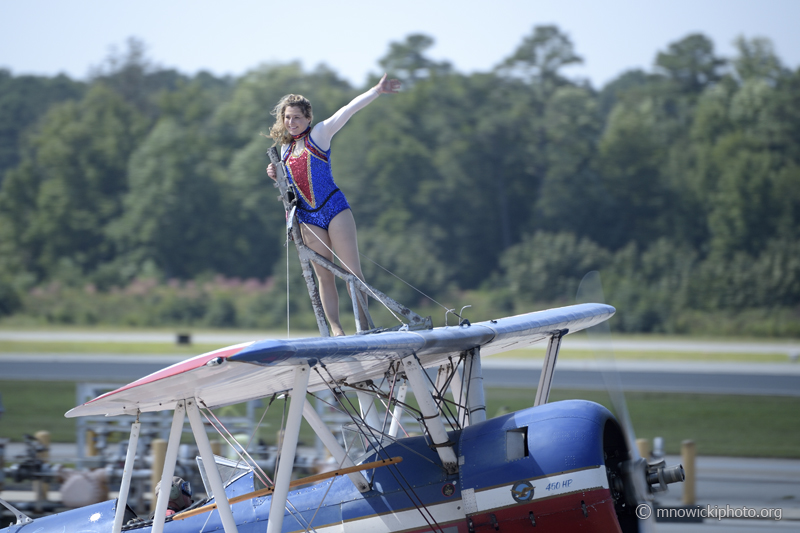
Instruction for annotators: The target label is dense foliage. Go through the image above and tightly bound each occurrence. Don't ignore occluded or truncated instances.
[1,30,798,335]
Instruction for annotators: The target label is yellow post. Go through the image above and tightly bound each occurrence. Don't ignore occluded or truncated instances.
[636,438,651,460]
[86,429,97,457]
[681,440,696,505]
[150,438,168,514]
[34,430,50,458]
[34,431,51,509]
[210,440,222,456]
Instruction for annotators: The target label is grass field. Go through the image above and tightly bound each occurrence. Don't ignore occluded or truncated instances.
[1,380,798,459]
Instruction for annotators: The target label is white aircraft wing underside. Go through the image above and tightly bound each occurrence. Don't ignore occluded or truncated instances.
[65,303,614,418]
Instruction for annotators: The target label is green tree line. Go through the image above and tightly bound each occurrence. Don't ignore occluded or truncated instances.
[0,30,798,335]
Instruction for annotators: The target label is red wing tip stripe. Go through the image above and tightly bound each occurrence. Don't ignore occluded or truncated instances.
[84,342,254,405]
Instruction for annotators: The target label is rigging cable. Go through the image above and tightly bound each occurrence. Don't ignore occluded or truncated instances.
[358,251,472,325]
[314,364,446,533]
[199,400,319,532]
[269,394,319,533]
[286,232,291,339]
[198,401,318,533]
[363,373,393,480]
[381,369,400,436]
[300,223,404,326]
[290,221,472,330]
[213,394,277,486]
[273,395,289,482]
[359,251,451,313]
[306,451,349,529]
[232,394,278,484]
[461,350,476,429]
[199,403,271,488]
[408,352,461,437]
[308,391,435,467]
[428,354,466,432]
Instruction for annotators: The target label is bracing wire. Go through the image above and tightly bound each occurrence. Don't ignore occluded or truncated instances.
[314,364,446,533]
[381,371,400,437]
[300,222,405,325]
[226,394,278,485]
[308,388,418,444]
[437,355,467,431]
[358,251,451,313]
[462,352,474,429]
[306,451,349,529]
[273,395,289,482]
[287,219,472,331]
[358,251,472,325]
[199,404,272,488]
[266,393,318,533]
[381,365,412,438]
[286,232,291,339]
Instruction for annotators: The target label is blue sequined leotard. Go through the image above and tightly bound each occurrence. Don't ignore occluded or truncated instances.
[278,87,381,230]
[282,134,350,230]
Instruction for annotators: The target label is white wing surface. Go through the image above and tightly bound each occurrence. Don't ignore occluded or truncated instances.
[65,303,614,418]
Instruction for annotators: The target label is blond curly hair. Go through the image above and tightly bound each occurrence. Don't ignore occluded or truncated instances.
[268,94,313,146]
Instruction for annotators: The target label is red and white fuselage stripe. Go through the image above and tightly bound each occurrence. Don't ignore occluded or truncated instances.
[304,466,617,533]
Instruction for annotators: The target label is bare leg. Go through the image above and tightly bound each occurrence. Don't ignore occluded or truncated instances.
[327,209,369,330]
[300,224,345,336]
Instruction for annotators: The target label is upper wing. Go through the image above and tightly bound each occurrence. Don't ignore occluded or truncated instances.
[65,303,614,418]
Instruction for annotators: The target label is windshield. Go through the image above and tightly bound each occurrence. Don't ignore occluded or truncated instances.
[195,455,253,498]
[341,422,399,465]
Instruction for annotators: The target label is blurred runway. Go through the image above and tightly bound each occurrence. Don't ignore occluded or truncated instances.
[2,353,800,396]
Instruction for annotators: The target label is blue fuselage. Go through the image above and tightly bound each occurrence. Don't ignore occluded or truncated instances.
[1,400,625,533]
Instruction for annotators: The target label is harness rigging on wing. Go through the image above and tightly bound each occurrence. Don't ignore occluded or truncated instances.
[312,365,448,533]
[268,146,434,337]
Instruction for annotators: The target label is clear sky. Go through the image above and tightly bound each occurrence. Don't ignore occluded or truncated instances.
[1,0,798,89]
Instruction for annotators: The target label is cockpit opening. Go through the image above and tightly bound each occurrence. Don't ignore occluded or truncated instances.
[506,427,529,461]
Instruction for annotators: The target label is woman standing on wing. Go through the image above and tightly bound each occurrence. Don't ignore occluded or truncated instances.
[267,74,401,336]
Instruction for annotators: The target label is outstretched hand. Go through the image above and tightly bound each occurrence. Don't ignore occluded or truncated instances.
[375,73,401,94]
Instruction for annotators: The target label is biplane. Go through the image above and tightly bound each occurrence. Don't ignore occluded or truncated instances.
[0,149,684,533]
[0,303,684,533]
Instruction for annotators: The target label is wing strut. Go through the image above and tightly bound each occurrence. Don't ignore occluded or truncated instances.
[449,362,467,427]
[434,360,455,411]
[302,400,371,492]
[463,347,486,425]
[267,364,310,533]
[152,401,186,533]
[187,399,239,533]
[533,329,567,406]
[402,354,458,474]
[0,498,33,527]
[433,358,464,429]
[112,417,141,533]
[387,380,408,438]
[356,388,383,431]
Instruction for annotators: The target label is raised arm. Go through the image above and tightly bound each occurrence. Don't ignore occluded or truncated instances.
[312,74,401,150]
